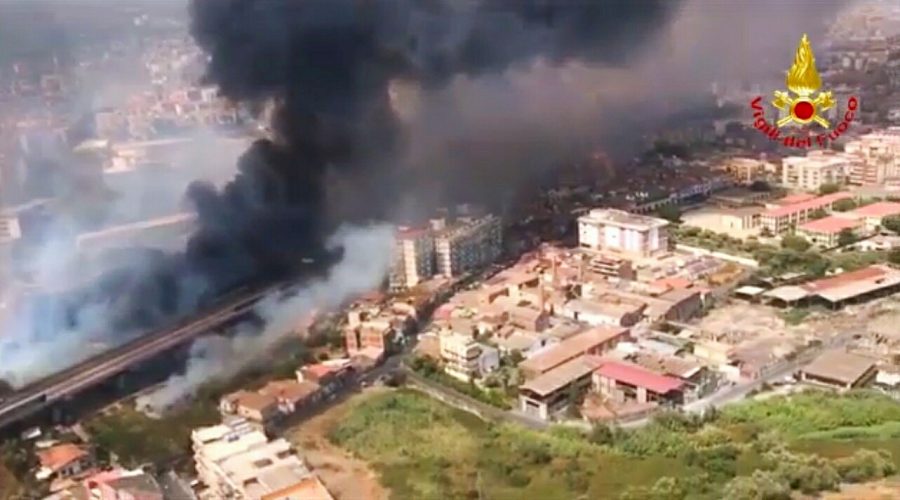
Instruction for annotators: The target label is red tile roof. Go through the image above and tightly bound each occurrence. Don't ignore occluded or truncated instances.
[802,265,888,293]
[763,192,852,218]
[260,380,320,402]
[798,215,861,234]
[37,444,88,472]
[651,277,693,290]
[776,193,817,205]
[595,361,684,394]
[850,201,900,218]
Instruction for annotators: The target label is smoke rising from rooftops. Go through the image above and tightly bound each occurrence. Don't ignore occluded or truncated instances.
[137,224,393,412]
[2,0,856,390]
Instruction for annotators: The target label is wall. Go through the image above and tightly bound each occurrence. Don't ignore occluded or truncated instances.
[674,244,759,268]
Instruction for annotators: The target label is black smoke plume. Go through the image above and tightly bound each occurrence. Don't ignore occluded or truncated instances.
[2,0,681,385]
[185,0,679,280]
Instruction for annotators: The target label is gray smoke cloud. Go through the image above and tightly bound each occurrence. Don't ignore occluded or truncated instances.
[1,0,858,392]
[0,131,249,387]
[402,0,854,207]
[136,223,393,412]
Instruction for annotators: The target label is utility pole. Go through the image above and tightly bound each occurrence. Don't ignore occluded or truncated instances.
[477,470,484,500]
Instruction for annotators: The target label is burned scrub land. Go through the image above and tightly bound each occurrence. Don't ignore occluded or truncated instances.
[327,390,900,500]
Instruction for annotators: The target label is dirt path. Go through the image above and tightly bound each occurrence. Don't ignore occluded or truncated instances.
[819,480,900,500]
[287,388,390,500]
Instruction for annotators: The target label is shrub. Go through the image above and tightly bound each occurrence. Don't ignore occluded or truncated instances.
[722,471,791,500]
[589,423,615,446]
[781,234,811,252]
[684,444,740,481]
[834,449,897,483]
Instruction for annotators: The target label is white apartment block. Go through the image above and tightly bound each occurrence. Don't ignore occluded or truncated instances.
[388,228,435,291]
[439,332,482,382]
[435,215,502,278]
[781,151,852,191]
[845,128,900,185]
[0,212,21,244]
[193,419,269,496]
[0,212,21,282]
[577,209,669,258]
[192,419,323,499]
[216,439,312,499]
[721,157,775,183]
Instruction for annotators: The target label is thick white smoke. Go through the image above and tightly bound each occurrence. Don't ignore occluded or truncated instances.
[1,0,857,391]
[0,132,249,388]
[135,223,394,412]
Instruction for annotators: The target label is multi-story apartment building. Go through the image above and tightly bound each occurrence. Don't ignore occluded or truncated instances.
[781,151,852,191]
[845,128,900,185]
[577,209,669,258]
[344,315,394,357]
[887,44,900,91]
[388,227,435,291]
[439,332,483,381]
[192,419,269,495]
[0,210,22,284]
[192,419,331,499]
[434,215,503,278]
[825,37,891,72]
[719,157,775,184]
[0,211,22,244]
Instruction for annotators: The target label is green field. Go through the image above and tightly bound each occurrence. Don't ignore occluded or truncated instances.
[720,390,900,437]
[329,389,900,500]
[329,389,701,499]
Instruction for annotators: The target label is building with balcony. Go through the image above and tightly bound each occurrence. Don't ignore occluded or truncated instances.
[344,314,395,361]
[718,157,775,184]
[388,227,435,291]
[577,209,669,258]
[845,128,900,185]
[192,419,269,494]
[434,215,503,278]
[192,419,333,499]
[439,332,482,381]
[519,355,604,421]
[781,151,853,191]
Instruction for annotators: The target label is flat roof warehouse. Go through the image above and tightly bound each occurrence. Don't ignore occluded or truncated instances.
[763,265,900,308]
